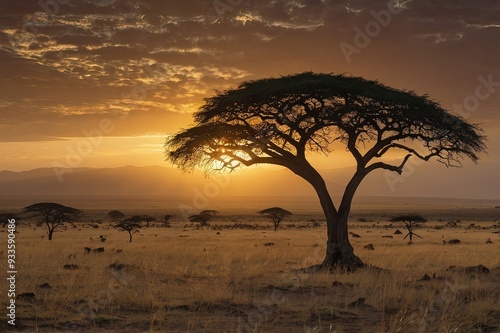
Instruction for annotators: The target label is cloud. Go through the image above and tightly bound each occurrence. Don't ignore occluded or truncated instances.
[0,0,499,145]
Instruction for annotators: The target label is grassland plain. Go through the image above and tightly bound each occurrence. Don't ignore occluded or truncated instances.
[1,206,499,333]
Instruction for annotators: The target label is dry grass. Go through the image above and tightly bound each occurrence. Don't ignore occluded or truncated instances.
[1,213,499,333]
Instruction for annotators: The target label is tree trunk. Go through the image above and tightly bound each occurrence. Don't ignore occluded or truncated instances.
[129,232,133,242]
[48,228,54,240]
[319,170,367,270]
[318,212,364,271]
[304,169,365,271]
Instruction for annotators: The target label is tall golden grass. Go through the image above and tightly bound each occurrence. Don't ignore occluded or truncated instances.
[1,217,499,332]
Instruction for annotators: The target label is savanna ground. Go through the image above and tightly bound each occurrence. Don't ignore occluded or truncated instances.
[1,201,500,333]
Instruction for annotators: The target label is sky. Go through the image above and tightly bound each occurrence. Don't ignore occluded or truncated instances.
[0,0,499,198]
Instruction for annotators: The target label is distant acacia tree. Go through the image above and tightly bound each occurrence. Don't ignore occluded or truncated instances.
[143,215,156,228]
[125,215,142,223]
[115,220,141,242]
[163,214,173,228]
[107,210,125,221]
[189,210,219,227]
[23,203,80,240]
[1,213,19,227]
[123,215,155,227]
[259,207,292,231]
[390,214,427,242]
[166,72,486,270]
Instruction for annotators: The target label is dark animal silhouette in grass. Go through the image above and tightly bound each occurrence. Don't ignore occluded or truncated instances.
[114,220,141,242]
[165,72,486,271]
[389,214,427,242]
[259,207,292,231]
[189,210,219,227]
[23,203,80,240]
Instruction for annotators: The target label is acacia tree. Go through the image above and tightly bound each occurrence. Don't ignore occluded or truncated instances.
[107,210,125,221]
[259,207,292,231]
[390,214,427,242]
[1,213,19,227]
[189,210,219,227]
[23,203,80,240]
[115,220,141,242]
[143,215,156,228]
[163,214,173,228]
[123,215,155,227]
[165,72,486,270]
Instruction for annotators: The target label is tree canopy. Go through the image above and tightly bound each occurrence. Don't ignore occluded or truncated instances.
[23,202,80,240]
[259,207,292,231]
[1,213,19,227]
[107,210,125,221]
[115,221,141,242]
[390,214,427,242]
[165,72,486,270]
[189,210,219,226]
[167,72,485,174]
[389,214,427,224]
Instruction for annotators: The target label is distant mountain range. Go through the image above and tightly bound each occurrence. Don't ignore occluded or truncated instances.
[0,162,499,199]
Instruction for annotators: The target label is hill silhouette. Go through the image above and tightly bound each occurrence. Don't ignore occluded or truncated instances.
[0,162,498,199]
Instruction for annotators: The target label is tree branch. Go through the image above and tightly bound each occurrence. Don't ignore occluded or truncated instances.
[365,154,412,174]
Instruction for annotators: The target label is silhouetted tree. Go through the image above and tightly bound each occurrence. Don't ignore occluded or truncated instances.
[122,215,155,227]
[114,221,141,242]
[143,215,156,228]
[125,215,142,223]
[23,203,80,240]
[259,207,292,231]
[165,72,486,270]
[189,210,219,226]
[1,213,19,227]
[390,214,427,242]
[163,214,173,228]
[107,210,125,221]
